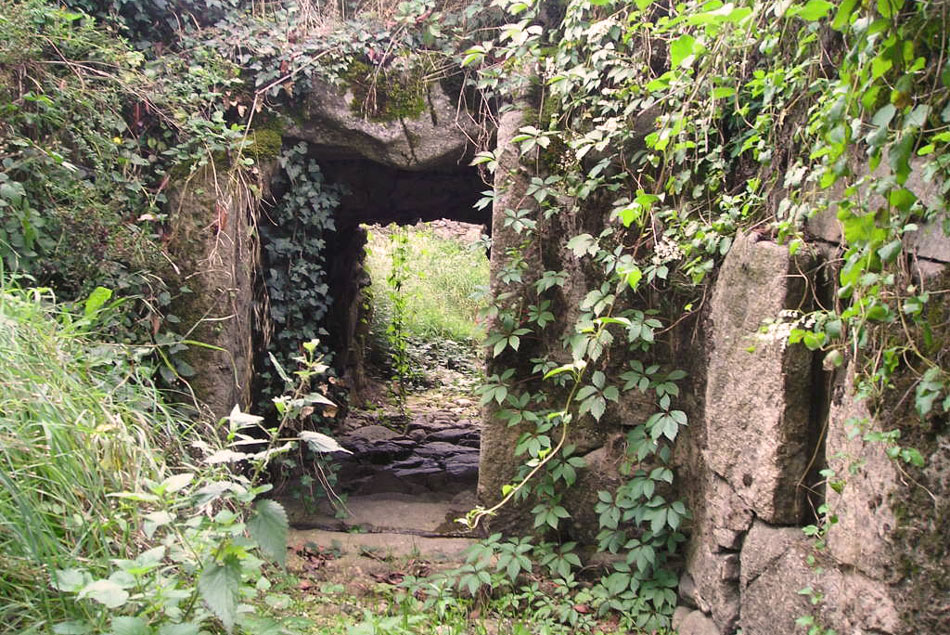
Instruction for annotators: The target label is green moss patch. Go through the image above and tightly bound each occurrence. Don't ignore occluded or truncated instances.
[343,59,427,122]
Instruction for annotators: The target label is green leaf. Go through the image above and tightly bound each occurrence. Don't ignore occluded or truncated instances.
[161,472,194,495]
[248,499,289,566]
[111,616,150,635]
[53,622,91,635]
[625,265,643,290]
[268,352,292,384]
[670,35,697,70]
[199,555,242,633]
[157,624,201,635]
[566,233,597,257]
[789,0,834,21]
[300,430,351,454]
[888,134,915,184]
[78,579,129,609]
[832,0,858,30]
[53,569,91,593]
[83,286,113,319]
[877,239,902,263]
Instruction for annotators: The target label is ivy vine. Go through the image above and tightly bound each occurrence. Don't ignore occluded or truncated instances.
[260,141,342,400]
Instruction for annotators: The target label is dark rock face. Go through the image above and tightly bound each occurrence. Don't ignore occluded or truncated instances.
[333,411,481,495]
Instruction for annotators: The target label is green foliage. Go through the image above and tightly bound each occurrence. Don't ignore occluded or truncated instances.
[364,224,489,345]
[0,0,260,387]
[260,141,342,395]
[386,226,413,408]
[0,279,339,634]
[0,0,160,297]
[462,0,949,628]
[64,0,245,48]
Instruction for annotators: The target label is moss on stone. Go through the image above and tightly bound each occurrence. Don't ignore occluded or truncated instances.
[343,59,427,122]
[246,118,284,160]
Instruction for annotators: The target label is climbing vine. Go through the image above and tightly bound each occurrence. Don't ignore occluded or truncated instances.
[458,0,950,629]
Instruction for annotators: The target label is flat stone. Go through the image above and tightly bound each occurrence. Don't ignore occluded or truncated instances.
[444,454,480,480]
[679,610,720,635]
[389,456,436,471]
[672,606,694,631]
[344,440,412,462]
[416,442,477,460]
[392,465,444,480]
[344,424,400,443]
[426,428,472,444]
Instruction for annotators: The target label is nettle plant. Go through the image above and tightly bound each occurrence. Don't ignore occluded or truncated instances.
[456,0,949,629]
[53,341,339,635]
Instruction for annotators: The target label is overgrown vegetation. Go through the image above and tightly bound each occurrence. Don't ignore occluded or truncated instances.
[0,279,340,634]
[364,223,489,345]
[2,0,949,631]
[260,142,343,397]
[455,0,950,630]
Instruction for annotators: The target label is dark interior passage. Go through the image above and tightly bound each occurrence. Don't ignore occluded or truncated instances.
[317,157,489,394]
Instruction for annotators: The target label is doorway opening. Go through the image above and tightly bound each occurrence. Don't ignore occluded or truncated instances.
[267,150,492,536]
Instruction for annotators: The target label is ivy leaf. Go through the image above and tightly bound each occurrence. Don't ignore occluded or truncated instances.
[199,555,242,633]
[248,499,289,566]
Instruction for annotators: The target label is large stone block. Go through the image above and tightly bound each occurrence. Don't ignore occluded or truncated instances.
[703,232,814,524]
[823,368,899,580]
[806,157,949,264]
[167,164,276,419]
[681,474,752,632]
[740,521,900,635]
[287,78,476,171]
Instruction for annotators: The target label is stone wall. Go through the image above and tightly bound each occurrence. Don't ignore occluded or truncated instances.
[162,61,950,635]
[165,163,276,419]
[475,97,950,634]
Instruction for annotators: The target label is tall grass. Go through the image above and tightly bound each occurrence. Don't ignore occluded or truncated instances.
[0,281,180,632]
[363,223,489,345]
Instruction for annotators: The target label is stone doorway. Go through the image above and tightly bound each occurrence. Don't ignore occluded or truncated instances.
[276,151,491,536]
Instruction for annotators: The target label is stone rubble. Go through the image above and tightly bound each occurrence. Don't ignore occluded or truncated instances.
[331,406,481,496]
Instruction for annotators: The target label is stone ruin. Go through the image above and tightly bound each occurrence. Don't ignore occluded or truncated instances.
[167,73,949,634]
